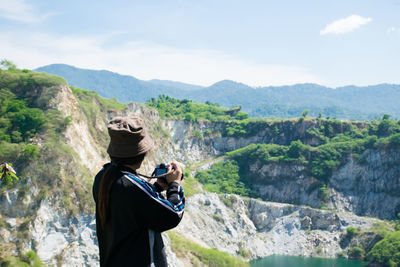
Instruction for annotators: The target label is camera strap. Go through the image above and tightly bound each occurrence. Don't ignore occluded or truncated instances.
[136,170,175,179]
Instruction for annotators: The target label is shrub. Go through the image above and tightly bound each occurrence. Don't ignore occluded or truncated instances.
[367,231,400,266]
[318,185,329,202]
[389,133,400,146]
[365,135,378,148]
[168,231,249,267]
[195,160,253,197]
[348,246,365,260]
[192,129,203,139]
[346,227,358,237]
[185,113,196,122]
[287,140,307,159]
[235,112,249,120]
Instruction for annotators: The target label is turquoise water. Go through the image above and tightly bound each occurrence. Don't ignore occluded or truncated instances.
[251,255,367,267]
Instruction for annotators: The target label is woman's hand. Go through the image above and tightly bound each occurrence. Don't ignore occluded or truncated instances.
[166,161,182,185]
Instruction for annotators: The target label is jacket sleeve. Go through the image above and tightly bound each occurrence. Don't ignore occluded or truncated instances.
[123,174,185,232]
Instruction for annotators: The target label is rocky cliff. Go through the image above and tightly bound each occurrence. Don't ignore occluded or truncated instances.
[175,193,382,260]
[0,81,397,266]
[238,148,400,220]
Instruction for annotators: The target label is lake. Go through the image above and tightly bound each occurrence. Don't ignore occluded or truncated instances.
[251,255,367,267]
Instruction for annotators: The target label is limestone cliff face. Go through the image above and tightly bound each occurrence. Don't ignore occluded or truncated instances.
[162,119,366,156]
[329,149,400,219]
[245,149,400,220]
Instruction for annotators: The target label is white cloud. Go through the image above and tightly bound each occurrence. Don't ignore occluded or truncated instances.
[0,0,52,23]
[387,26,396,33]
[0,31,322,87]
[320,15,372,35]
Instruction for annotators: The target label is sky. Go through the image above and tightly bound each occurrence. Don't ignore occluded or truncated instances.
[0,0,399,87]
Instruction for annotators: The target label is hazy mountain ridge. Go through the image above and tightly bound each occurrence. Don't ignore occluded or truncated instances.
[35,64,400,120]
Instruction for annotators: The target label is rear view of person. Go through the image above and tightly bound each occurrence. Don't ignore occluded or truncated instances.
[92,116,185,266]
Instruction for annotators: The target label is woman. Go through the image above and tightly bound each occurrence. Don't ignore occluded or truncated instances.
[92,116,184,266]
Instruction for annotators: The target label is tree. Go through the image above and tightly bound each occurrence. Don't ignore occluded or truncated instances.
[0,163,19,184]
[349,246,365,260]
[287,140,306,159]
[302,110,310,117]
[0,59,17,70]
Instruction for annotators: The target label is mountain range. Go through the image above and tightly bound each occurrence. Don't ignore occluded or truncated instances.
[35,64,400,120]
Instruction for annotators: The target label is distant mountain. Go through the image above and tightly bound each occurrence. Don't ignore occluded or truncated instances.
[35,64,188,103]
[36,64,400,120]
[148,79,204,91]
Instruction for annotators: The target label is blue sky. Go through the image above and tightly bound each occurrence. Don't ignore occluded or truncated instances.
[0,0,399,87]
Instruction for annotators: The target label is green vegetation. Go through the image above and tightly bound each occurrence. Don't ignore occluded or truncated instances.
[348,246,365,260]
[181,170,203,197]
[195,160,256,197]
[146,95,248,123]
[0,163,19,184]
[0,250,47,267]
[237,242,252,259]
[150,120,171,139]
[1,60,17,71]
[370,222,396,239]
[71,86,126,112]
[226,116,400,178]
[0,68,68,187]
[338,222,398,265]
[71,86,127,151]
[168,231,249,267]
[223,118,274,137]
[192,129,204,139]
[0,87,46,143]
[318,185,329,203]
[219,194,239,208]
[302,110,310,117]
[346,226,361,238]
[367,231,400,266]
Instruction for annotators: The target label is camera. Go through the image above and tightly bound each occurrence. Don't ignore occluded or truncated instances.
[154,163,169,179]
[152,163,184,180]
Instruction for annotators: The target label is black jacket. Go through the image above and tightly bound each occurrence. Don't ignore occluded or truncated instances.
[92,164,185,267]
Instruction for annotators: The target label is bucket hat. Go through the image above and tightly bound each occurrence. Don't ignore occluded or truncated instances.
[107,116,153,158]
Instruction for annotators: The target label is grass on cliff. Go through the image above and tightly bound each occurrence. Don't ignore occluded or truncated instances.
[168,231,249,267]
[71,86,127,151]
[0,250,47,267]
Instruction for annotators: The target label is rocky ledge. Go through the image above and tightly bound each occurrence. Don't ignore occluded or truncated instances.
[175,193,382,261]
